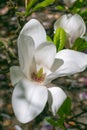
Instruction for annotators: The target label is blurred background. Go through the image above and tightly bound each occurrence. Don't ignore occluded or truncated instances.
[0,0,87,130]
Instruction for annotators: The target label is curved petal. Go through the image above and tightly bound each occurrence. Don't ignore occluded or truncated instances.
[48,86,67,115]
[18,34,36,79]
[45,49,87,83]
[54,14,69,31]
[35,42,56,74]
[67,14,86,43]
[12,79,48,123]
[54,14,86,44]
[10,66,24,86]
[19,19,46,48]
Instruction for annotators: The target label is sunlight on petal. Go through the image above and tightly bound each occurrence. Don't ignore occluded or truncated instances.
[19,19,46,48]
[10,66,24,86]
[45,49,87,83]
[18,34,36,79]
[48,86,67,115]
[12,79,48,123]
[35,42,56,71]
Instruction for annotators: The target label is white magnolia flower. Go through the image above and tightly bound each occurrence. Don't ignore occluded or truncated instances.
[63,0,76,7]
[10,19,87,123]
[54,14,86,47]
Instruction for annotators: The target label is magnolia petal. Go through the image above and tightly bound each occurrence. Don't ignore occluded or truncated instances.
[18,34,36,79]
[35,42,56,73]
[10,66,24,86]
[67,14,86,43]
[54,14,69,31]
[54,14,86,44]
[51,59,64,72]
[45,49,87,83]
[12,79,48,123]
[19,19,46,48]
[44,59,64,84]
[56,49,87,72]
[48,86,67,115]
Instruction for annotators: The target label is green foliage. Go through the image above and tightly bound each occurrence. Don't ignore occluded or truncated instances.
[57,118,66,130]
[32,0,55,10]
[46,117,65,129]
[56,5,65,11]
[57,97,72,117]
[53,27,66,52]
[46,35,53,42]
[80,10,87,24]
[26,0,38,11]
[26,0,55,16]
[72,38,87,51]
[80,10,87,17]
[46,117,58,127]
[46,97,72,129]
[57,97,72,129]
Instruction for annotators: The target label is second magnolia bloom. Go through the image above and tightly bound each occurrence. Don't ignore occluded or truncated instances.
[54,14,86,47]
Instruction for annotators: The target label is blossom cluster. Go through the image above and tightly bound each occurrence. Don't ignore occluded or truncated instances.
[10,13,87,123]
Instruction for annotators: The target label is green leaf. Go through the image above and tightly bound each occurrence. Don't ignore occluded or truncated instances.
[32,0,55,11]
[57,118,66,130]
[26,0,38,11]
[56,5,65,11]
[57,97,71,117]
[53,27,66,52]
[80,10,87,16]
[46,117,66,129]
[46,35,53,42]
[46,117,58,127]
[72,38,87,51]
[46,98,71,129]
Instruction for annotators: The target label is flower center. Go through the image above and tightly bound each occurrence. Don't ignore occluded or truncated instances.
[31,68,46,83]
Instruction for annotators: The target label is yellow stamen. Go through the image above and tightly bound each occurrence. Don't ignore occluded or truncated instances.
[37,68,43,78]
[31,68,46,82]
